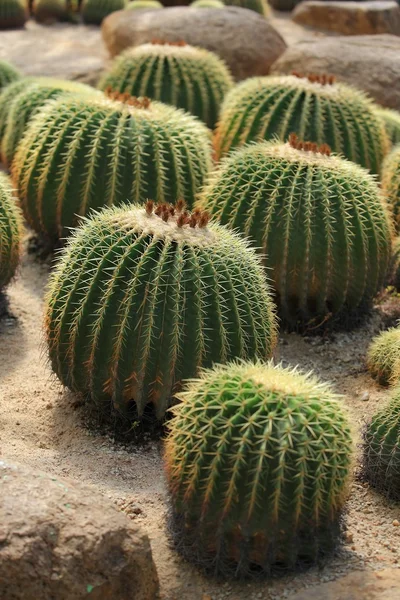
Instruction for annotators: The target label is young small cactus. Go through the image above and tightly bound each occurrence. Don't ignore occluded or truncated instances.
[0,0,28,28]
[375,107,400,147]
[367,327,400,386]
[382,144,400,232]
[12,93,212,241]
[81,0,126,23]
[0,78,93,168]
[165,360,353,576]
[215,74,389,174]
[0,59,21,93]
[361,387,400,500]
[224,0,270,16]
[199,137,392,328]
[44,204,277,421]
[126,0,162,8]
[98,42,234,129]
[32,0,69,22]
[191,0,224,7]
[0,173,23,290]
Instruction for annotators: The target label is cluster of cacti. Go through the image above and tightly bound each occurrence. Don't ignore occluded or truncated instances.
[98,42,234,129]
[191,0,224,7]
[165,360,353,575]
[0,60,21,93]
[0,173,23,290]
[382,145,400,232]
[215,74,389,174]
[0,0,28,28]
[224,0,270,16]
[44,202,277,421]
[376,107,400,147]
[126,0,162,8]
[199,136,392,328]
[367,327,400,386]
[81,0,126,23]
[0,78,93,168]
[362,387,400,500]
[32,0,69,22]
[11,93,212,241]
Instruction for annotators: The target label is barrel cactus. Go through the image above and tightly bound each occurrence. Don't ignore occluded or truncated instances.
[0,79,32,143]
[98,42,234,129]
[126,0,162,8]
[165,360,353,576]
[382,144,400,232]
[376,107,400,147]
[362,388,400,500]
[224,0,270,16]
[12,93,212,241]
[32,0,69,22]
[0,60,21,93]
[45,202,277,421]
[199,136,392,328]
[367,327,400,386]
[0,0,28,28]
[1,78,93,168]
[215,73,389,174]
[0,173,23,290]
[191,0,224,6]
[389,236,400,290]
[81,0,126,23]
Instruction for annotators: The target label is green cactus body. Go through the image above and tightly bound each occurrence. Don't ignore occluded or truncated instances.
[382,145,400,233]
[32,0,69,22]
[0,0,28,28]
[44,203,277,421]
[126,0,162,8]
[81,0,126,23]
[0,173,23,289]
[0,60,21,93]
[98,43,234,130]
[367,327,400,386]
[215,74,389,174]
[0,79,35,142]
[1,79,93,168]
[191,0,224,7]
[165,361,353,575]
[199,138,392,327]
[12,94,212,241]
[389,236,400,290]
[376,107,400,147]
[362,388,400,500]
[223,0,270,16]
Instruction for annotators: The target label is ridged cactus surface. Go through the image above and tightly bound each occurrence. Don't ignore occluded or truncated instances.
[32,0,69,21]
[382,144,400,232]
[199,137,392,327]
[367,327,400,386]
[12,94,212,240]
[165,361,353,576]
[0,60,21,93]
[376,107,400,147]
[0,78,93,168]
[126,0,162,8]
[98,42,234,129]
[45,203,277,421]
[81,0,126,23]
[362,388,400,500]
[0,173,23,289]
[215,74,389,174]
[224,0,270,16]
[0,0,28,28]
[0,79,33,142]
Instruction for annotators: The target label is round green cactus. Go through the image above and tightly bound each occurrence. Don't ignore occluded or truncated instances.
[215,73,389,174]
[0,60,21,93]
[224,0,270,16]
[367,327,400,386]
[0,173,23,290]
[165,360,353,576]
[81,0,126,24]
[199,136,392,328]
[362,388,400,500]
[0,78,93,168]
[12,93,212,241]
[0,0,28,28]
[44,202,277,421]
[126,0,162,8]
[376,107,400,147]
[32,0,69,21]
[191,0,224,7]
[98,42,234,129]
[0,79,34,143]
[382,144,400,232]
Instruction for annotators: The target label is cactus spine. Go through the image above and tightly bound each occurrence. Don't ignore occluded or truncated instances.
[45,203,277,421]
[165,360,353,576]
[12,94,212,241]
[376,107,400,147]
[0,0,28,28]
[199,137,392,327]
[367,327,400,386]
[382,144,400,233]
[0,173,23,290]
[0,79,34,142]
[0,60,21,93]
[224,0,270,16]
[81,0,126,23]
[215,74,389,174]
[98,42,234,129]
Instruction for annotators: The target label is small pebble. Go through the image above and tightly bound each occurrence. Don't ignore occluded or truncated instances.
[361,391,370,402]
[393,519,399,527]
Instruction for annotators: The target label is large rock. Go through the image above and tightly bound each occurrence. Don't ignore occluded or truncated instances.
[0,459,159,600]
[102,7,287,80]
[271,34,400,110]
[292,1,400,36]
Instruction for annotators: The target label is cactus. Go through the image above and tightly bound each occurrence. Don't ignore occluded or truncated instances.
[199,136,392,328]
[362,388,400,500]
[367,327,400,386]
[0,78,39,145]
[191,0,224,7]
[388,236,400,291]
[376,107,400,147]
[44,202,277,421]
[0,60,21,93]
[215,73,389,174]
[382,144,400,233]
[126,0,162,8]
[98,42,234,129]
[165,360,353,576]
[0,0,28,28]
[0,173,23,290]
[32,0,69,22]
[12,93,212,241]
[224,0,270,16]
[0,78,93,168]
[81,0,126,24]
